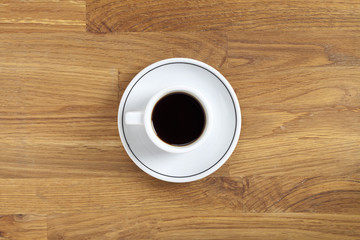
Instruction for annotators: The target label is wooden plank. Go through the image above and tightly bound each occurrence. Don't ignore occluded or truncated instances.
[226,30,360,177]
[0,0,85,33]
[0,65,119,107]
[0,106,133,178]
[47,211,360,240]
[243,176,360,214]
[227,31,360,72]
[86,0,360,32]
[0,32,226,106]
[230,107,360,176]
[0,215,47,240]
[0,177,359,215]
[0,177,244,214]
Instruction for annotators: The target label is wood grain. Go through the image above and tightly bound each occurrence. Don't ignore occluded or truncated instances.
[47,211,360,240]
[0,32,226,179]
[242,176,360,214]
[0,177,243,214]
[0,177,359,215]
[0,32,226,106]
[0,0,85,33]
[0,215,47,240]
[86,0,360,32]
[1,0,360,239]
[226,31,360,177]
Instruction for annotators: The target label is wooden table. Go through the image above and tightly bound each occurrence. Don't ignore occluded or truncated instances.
[1,0,360,239]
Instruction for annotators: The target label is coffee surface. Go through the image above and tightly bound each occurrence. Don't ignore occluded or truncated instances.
[152,93,205,146]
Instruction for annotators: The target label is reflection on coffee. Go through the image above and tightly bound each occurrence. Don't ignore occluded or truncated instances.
[151,93,205,146]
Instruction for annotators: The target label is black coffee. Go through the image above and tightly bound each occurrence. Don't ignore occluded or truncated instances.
[152,93,205,146]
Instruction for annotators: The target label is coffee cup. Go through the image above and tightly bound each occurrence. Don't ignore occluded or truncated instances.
[118,58,241,182]
[124,86,212,154]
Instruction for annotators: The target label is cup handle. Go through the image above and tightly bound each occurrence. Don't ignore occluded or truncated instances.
[125,112,144,125]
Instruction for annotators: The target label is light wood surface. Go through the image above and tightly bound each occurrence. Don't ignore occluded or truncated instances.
[0,0,359,239]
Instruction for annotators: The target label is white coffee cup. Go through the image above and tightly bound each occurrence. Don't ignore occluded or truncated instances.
[124,86,212,154]
[118,58,241,182]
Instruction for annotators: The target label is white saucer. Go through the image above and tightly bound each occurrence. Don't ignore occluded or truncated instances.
[118,58,241,182]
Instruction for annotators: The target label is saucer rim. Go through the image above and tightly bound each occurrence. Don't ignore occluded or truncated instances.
[118,58,241,182]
